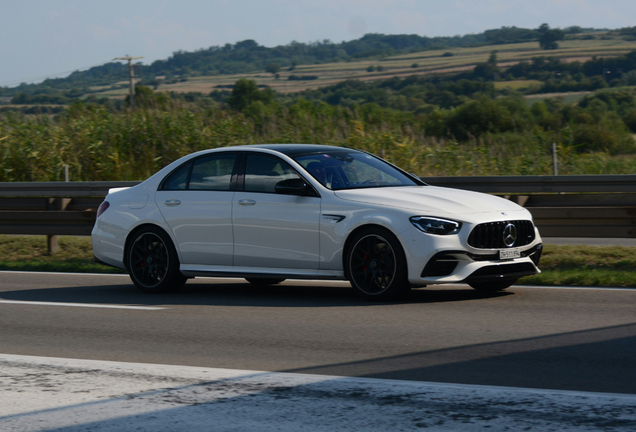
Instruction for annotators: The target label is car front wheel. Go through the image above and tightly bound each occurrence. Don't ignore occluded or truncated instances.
[126,226,186,293]
[346,227,409,301]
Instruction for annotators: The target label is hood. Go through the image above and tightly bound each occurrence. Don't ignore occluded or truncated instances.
[334,186,522,215]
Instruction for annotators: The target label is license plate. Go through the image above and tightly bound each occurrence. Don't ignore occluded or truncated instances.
[500,248,520,260]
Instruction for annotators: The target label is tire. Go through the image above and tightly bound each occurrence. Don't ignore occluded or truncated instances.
[245,278,286,286]
[468,278,517,292]
[346,227,409,301]
[126,226,186,293]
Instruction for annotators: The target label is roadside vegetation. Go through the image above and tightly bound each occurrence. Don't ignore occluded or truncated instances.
[2,81,636,182]
[1,236,634,288]
[0,235,124,274]
[2,25,636,181]
[520,245,636,287]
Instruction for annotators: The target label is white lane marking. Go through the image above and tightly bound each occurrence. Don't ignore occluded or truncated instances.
[514,284,636,291]
[1,354,635,432]
[0,270,128,276]
[0,300,165,310]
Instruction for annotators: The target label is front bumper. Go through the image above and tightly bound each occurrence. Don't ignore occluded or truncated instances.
[402,221,543,286]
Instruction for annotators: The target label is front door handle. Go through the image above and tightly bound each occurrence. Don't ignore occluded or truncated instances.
[238,199,256,206]
[164,199,181,206]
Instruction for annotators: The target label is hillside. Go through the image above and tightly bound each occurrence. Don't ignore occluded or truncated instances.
[1,24,629,100]
[134,37,636,97]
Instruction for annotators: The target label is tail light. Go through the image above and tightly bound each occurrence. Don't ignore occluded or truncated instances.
[97,201,110,217]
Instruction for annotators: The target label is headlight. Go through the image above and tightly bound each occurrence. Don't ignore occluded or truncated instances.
[410,216,462,235]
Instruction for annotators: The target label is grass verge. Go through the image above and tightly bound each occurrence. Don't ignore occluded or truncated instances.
[1,236,634,288]
[518,244,636,287]
[0,235,125,274]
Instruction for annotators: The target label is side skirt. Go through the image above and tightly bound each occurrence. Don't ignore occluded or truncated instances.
[180,265,346,281]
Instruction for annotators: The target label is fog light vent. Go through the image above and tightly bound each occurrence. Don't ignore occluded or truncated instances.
[422,255,459,277]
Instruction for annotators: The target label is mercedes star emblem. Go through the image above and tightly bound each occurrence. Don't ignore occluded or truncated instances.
[503,223,517,247]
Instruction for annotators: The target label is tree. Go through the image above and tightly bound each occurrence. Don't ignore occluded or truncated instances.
[565,26,583,34]
[125,84,169,107]
[472,52,500,80]
[488,50,498,65]
[538,23,550,34]
[540,29,564,50]
[226,79,273,111]
[265,63,281,74]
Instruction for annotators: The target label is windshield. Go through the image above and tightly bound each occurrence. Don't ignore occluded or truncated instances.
[294,151,421,190]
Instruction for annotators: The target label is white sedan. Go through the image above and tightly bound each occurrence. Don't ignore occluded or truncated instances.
[92,144,542,300]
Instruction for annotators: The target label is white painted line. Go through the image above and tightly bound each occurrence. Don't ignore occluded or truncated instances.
[1,354,635,432]
[514,284,636,291]
[0,300,165,310]
[0,270,128,276]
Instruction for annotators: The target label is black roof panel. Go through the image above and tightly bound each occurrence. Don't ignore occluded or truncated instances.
[248,144,357,157]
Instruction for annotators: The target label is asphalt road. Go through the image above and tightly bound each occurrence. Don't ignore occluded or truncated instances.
[1,271,635,395]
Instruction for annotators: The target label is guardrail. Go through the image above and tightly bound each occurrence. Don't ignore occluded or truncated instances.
[424,175,636,193]
[0,181,140,252]
[1,176,635,252]
[425,175,636,239]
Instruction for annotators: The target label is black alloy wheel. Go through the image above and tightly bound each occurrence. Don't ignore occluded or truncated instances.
[347,227,409,301]
[127,226,186,293]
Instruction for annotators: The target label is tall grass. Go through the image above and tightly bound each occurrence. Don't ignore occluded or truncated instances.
[1,101,635,182]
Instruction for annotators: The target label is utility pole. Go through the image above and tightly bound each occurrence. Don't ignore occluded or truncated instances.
[114,55,143,107]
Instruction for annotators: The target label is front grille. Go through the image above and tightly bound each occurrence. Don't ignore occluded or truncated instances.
[468,220,535,249]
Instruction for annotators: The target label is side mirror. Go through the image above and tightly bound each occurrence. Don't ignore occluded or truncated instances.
[275,178,312,196]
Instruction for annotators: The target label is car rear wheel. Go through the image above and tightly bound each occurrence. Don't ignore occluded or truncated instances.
[347,227,409,301]
[126,226,186,293]
[468,278,517,292]
[245,278,286,286]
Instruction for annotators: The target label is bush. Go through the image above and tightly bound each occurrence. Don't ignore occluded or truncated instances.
[287,75,319,81]
[572,113,636,154]
[624,109,636,132]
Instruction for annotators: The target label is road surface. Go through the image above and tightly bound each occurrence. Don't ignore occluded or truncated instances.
[1,271,635,394]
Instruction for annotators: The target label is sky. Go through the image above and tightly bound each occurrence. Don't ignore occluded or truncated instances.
[2,0,636,87]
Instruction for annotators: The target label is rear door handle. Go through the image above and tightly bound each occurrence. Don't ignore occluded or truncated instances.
[164,199,181,206]
[238,199,256,206]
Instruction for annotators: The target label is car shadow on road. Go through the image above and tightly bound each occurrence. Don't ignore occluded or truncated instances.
[0,278,512,308]
[281,322,636,395]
